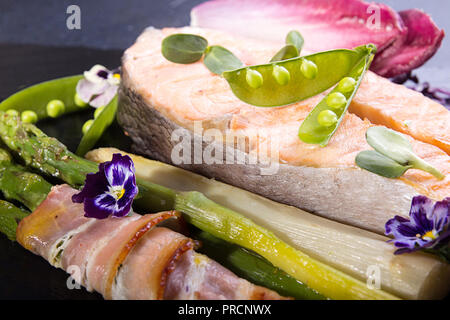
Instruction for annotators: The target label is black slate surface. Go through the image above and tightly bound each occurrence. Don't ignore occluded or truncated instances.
[0,0,449,300]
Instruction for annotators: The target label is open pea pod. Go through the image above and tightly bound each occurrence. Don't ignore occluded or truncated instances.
[298,44,376,146]
[0,75,83,120]
[222,46,373,107]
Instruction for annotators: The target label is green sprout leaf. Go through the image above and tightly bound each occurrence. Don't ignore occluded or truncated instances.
[270,30,303,62]
[286,30,304,52]
[270,45,299,62]
[161,34,208,64]
[366,126,414,165]
[357,126,445,180]
[355,150,411,178]
[203,45,243,75]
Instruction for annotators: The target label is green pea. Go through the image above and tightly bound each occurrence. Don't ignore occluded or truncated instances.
[94,106,106,119]
[82,119,94,134]
[326,92,347,110]
[5,109,19,117]
[74,93,88,107]
[21,110,38,124]
[246,69,263,89]
[272,65,290,86]
[337,77,356,93]
[46,99,66,118]
[300,59,318,80]
[317,110,338,127]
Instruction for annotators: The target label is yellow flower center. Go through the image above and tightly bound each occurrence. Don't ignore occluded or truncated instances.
[113,73,121,80]
[115,188,125,200]
[109,186,125,200]
[421,230,437,241]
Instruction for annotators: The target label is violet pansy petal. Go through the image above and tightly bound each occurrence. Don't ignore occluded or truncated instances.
[84,194,117,219]
[432,199,450,232]
[385,196,450,257]
[117,178,138,209]
[409,196,434,232]
[72,153,137,220]
[88,84,118,108]
[72,171,108,203]
[104,154,135,187]
[112,201,133,218]
[385,215,415,237]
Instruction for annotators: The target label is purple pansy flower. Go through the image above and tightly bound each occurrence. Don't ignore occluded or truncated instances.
[76,65,120,108]
[72,153,138,219]
[385,196,450,255]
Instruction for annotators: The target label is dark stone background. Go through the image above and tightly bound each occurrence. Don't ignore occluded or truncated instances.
[0,0,448,299]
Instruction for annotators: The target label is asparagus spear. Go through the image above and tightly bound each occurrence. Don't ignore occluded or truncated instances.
[0,148,51,210]
[0,200,29,241]
[0,112,175,213]
[0,112,399,300]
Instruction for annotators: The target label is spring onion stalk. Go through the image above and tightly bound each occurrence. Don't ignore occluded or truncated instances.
[87,148,450,300]
[192,228,326,300]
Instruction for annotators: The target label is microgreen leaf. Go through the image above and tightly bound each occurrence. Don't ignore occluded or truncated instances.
[359,126,445,180]
[161,34,208,64]
[286,30,304,52]
[365,126,413,165]
[355,150,411,178]
[203,45,243,75]
[270,45,299,62]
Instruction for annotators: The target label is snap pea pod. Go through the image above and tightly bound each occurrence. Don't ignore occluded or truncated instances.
[175,191,398,300]
[298,44,376,146]
[76,96,118,156]
[0,75,83,120]
[192,228,326,300]
[0,148,51,211]
[0,200,29,241]
[222,45,374,107]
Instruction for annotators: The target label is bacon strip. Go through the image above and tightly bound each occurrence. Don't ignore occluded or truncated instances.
[16,185,286,300]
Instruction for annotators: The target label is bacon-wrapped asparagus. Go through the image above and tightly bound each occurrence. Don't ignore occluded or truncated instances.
[17,184,286,300]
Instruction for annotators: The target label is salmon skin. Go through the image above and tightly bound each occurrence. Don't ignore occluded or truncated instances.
[118,27,449,234]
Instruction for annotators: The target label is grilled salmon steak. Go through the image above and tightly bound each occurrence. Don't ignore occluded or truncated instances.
[118,27,449,234]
